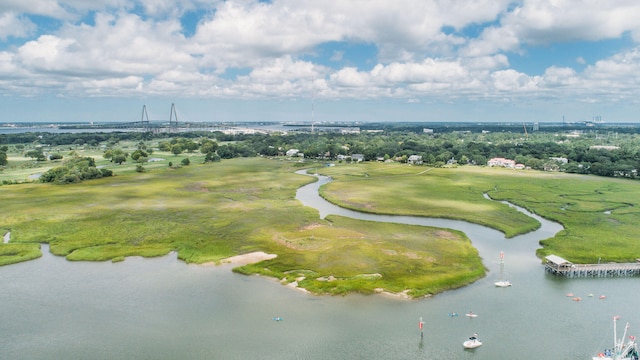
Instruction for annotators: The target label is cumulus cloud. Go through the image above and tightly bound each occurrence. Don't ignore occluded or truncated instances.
[0,12,36,40]
[0,0,639,108]
[466,0,640,57]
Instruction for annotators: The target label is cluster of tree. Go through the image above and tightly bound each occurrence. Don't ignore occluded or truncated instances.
[0,131,151,148]
[204,130,640,179]
[0,145,7,166]
[40,156,113,184]
[4,123,640,181]
[103,148,129,164]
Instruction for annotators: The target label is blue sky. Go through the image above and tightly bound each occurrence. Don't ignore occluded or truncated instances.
[1,0,640,123]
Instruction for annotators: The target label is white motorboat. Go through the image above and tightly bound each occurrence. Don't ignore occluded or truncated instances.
[495,251,512,287]
[592,316,639,360]
[465,312,478,318]
[463,334,482,349]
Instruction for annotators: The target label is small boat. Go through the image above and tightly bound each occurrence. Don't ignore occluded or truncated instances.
[572,297,582,301]
[466,312,478,318]
[592,316,639,359]
[448,312,459,317]
[599,295,607,299]
[272,316,283,321]
[463,333,482,349]
[495,252,511,287]
[566,293,574,297]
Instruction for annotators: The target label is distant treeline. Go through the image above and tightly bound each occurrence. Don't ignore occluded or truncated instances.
[3,123,640,179]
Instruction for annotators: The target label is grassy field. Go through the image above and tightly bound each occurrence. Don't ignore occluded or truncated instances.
[317,163,640,264]
[3,149,640,296]
[0,138,207,181]
[317,163,540,238]
[0,157,485,298]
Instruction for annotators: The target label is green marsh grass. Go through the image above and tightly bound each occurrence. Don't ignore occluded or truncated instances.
[4,157,637,297]
[318,164,640,264]
[318,163,540,237]
[0,157,485,298]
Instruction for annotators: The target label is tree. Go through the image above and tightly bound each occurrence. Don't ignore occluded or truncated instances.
[200,139,218,154]
[40,155,110,184]
[171,144,184,155]
[107,148,128,165]
[0,146,7,166]
[204,152,221,162]
[181,158,190,166]
[113,154,127,165]
[131,149,148,163]
[217,145,235,159]
[26,149,46,161]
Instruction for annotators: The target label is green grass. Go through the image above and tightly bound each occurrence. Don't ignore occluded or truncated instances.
[317,163,540,237]
[3,156,639,297]
[317,163,640,264]
[0,243,42,266]
[0,157,486,298]
[233,215,484,298]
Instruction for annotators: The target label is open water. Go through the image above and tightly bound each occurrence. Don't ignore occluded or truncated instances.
[0,173,638,359]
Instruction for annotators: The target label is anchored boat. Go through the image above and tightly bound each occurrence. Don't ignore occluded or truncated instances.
[463,333,482,349]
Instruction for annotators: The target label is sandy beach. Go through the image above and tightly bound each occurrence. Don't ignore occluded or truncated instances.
[216,251,277,265]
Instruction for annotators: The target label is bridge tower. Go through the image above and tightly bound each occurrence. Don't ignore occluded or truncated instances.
[141,105,150,131]
[169,103,178,127]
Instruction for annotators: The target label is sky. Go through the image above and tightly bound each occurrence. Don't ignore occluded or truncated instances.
[1,0,640,123]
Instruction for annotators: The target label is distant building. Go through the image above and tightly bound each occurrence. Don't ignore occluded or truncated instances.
[590,145,620,151]
[487,157,525,169]
[407,155,423,165]
[549,157,568,164]
[487,157,515,168]
[351,154,365,162]
[423,128,434,134]
[286,149,299,157]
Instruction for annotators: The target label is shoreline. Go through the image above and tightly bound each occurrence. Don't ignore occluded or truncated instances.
[204,251,278,266]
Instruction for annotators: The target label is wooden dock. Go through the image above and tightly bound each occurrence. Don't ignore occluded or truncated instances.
[544,254,640,278]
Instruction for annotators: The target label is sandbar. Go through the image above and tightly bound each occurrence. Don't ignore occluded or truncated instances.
[217,251,277,265]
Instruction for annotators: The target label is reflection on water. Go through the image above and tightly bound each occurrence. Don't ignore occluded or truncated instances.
[0,173,637,359]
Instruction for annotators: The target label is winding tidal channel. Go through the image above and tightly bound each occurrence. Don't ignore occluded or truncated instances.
[1,172,638,359]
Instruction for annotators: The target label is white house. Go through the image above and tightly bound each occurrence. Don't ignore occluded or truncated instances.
[487,157,516,168]
[351,154,365,162]
[407,155,423,165]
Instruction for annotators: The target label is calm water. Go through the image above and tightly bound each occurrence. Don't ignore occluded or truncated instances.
[1,173,637,359]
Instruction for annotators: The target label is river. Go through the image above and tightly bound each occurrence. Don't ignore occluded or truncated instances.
[0,172,637,359]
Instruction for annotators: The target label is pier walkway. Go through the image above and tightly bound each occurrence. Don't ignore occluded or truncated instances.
[544,254,640,278]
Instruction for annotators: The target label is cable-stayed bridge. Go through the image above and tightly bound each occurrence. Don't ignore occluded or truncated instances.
[72,104,236,132]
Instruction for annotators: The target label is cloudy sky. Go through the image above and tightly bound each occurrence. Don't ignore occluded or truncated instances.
[1,0,640,123]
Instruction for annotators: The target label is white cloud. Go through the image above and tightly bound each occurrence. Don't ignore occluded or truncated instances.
[491,69,541,92]
[465,0,640,57]
[0,12,36,40]
[0,0,70,19]
[0,0,639,112]
[542,66,578,87]
[11,12,194,95]
[331,67,372,88]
